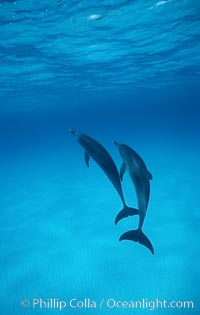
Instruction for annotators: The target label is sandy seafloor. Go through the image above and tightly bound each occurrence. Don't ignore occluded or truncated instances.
[1,115,200,315]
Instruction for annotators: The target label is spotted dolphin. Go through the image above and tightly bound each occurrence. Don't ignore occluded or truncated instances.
[113,141,154,254]
[69,130,138,219]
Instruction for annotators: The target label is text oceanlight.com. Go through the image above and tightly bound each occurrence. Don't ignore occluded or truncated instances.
[20,297,195,311]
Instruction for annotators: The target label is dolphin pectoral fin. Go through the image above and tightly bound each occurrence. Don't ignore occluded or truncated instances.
[119,230,154,255]
[115,206,139,225]
[84,151,90,167]
[120,163,126,181]
[147,170,153,180]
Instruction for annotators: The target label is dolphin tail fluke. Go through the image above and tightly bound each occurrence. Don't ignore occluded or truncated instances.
[119,229,154,255]
[115,206,139,225]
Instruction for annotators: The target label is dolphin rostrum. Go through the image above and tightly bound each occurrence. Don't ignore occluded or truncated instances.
[113,141,154,254]
[69,130,138,219]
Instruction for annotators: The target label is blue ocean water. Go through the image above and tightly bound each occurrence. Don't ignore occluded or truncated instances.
[1,1,200,314]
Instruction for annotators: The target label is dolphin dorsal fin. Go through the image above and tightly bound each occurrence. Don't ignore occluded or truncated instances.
[84,151,90,168]
[120,163,126,181]
[147,170,153,180]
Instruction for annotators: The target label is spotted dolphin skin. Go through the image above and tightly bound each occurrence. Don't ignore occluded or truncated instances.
[69,130,138,219]
[113,141,154,254]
